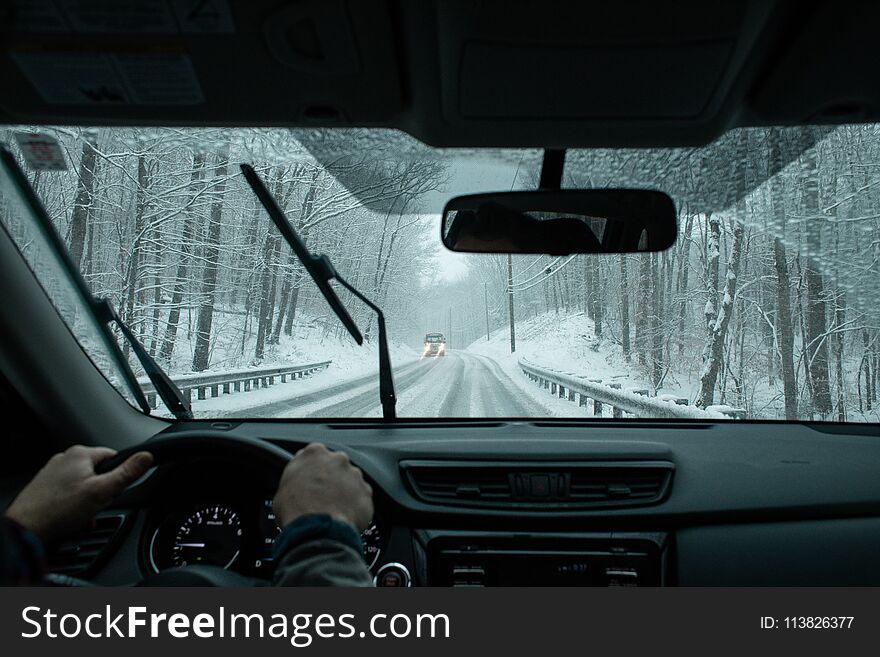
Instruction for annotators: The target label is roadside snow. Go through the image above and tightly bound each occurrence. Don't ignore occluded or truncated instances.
[466,311,703,418]
[150,329,418,418]
[466,311,645,416]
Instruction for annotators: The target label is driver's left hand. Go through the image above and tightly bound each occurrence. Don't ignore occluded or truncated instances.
[4,445,152,544]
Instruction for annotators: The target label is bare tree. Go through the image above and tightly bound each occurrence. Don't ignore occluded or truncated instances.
[192,154,229,372]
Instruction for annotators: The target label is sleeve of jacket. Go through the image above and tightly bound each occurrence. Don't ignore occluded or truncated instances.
[271,514,373,587]
[0,516,46,586]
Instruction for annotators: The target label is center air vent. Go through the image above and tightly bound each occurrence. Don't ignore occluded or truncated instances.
[401,461,673,510]
[48,513,129,576]
[405,466,513,503]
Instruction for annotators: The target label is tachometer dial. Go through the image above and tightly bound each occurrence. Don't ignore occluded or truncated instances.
[172,505,242,568]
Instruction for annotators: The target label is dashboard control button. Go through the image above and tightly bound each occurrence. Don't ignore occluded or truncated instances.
[452,565,485,586]
[530,474,551,497]
[374,563,411,587]
[605,567,639,587]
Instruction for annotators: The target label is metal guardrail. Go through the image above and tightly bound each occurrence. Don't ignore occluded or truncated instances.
[138,361,332,409]
[518,359,734,420]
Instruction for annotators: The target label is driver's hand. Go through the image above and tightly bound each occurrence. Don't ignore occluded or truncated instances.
[273,442,373,533]
[4,445,153,544]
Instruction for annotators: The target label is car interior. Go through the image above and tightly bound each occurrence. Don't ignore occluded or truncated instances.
[0,0,879,587]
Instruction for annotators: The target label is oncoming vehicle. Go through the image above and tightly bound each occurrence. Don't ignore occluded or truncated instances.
[424,333,446,357]
[1,1,879,589]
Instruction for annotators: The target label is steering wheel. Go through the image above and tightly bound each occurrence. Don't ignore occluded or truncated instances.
[96,430,295,586]
[97,429,294,477]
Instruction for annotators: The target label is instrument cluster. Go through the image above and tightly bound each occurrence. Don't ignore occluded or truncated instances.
[147,499,382,578]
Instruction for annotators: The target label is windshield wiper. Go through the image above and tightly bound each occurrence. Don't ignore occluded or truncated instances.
[240,164,397,419]
[93,298,194,420]
[0,145,187,420]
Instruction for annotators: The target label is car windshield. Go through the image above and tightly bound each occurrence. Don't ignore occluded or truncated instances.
[1,124,878,423]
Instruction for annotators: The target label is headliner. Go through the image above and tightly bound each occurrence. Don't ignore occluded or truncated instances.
[0,0,876,149]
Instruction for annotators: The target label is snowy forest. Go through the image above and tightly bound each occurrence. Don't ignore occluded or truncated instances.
[435,126,880,422]
[2,124,878,422]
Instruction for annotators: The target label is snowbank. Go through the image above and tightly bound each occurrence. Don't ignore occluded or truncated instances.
[466,311,714,418]
[149,320,418,417]
[467,311,641,388]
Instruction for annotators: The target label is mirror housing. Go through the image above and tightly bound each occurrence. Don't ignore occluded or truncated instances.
[442,189,676,255]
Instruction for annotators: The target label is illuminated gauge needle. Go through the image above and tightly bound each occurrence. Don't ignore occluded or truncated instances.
[176,542,206,548]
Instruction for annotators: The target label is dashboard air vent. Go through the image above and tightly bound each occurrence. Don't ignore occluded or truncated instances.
[405,465,513,503]
[568,468,668,502]
[402,461,673,509]
[48,513,128,576]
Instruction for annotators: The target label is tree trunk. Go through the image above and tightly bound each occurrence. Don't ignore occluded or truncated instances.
[696,221,745,407]
[270,254,295,344]
[121,155,150,357]
[676,211,693,353]
[192,156,228,372]
[650,252,663,388]
[584,257,594,319]
[507,254,516,353]
[703,215,720,337]
[619,255,630,361]
[284,276,301,336]
[67,139,99,269]
[636,254,651,366]
[801,146,833,417]
[592,258,603,338]
[281,172,319,337]
[282,227,310,336]
[834,289,847,421]
[254,226,279,361]
[159,153,205,362]
[773,238,798,419]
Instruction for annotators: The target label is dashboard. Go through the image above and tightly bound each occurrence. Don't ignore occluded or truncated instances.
[42,420,880,587]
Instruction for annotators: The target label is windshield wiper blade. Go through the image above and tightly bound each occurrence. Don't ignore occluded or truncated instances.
[331,276,396,419]
[240,164,361,345]
[0,146,156,416]
[240,163,397,419]
[93,298,193,420]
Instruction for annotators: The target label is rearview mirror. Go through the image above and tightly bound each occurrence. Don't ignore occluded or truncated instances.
[441,190,676,255]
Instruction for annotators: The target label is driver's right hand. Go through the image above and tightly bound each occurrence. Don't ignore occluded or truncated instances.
[272,442,373,533]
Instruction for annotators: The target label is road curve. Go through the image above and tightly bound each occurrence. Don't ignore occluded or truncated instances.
[207,350,555,419]
[298,350,554,418]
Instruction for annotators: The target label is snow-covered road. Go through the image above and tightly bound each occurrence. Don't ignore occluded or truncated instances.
[251,350,555,418]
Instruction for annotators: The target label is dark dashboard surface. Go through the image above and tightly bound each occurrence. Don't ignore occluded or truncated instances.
[66,420,880,586]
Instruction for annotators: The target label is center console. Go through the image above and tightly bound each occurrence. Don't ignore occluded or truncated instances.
[416,531,667,586]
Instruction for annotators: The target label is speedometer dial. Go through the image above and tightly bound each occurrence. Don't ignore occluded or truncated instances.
[258,499,382,570]
[362,520,382,569]
[172,505,242,568]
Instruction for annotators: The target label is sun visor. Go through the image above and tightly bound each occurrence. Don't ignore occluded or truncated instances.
[424,0,773,147]
[0,0,403,125]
